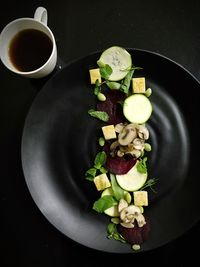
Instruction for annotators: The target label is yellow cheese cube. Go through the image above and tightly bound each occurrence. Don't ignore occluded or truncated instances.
[101,125,117,140]
[94,173,111,191]
[132,77,146,93]
[133,191,148,206]
[89,68,101,84]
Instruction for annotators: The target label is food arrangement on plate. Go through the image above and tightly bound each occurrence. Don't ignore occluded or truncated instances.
[85,46,158,251]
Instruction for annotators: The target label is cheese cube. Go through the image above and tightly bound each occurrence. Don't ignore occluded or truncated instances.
[133,191,148,206]
[132,77,146,93]
[94,173,111,191]
[102,125,117,140]
[89,68,101,84]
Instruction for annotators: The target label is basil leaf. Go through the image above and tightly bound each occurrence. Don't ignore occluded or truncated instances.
[99,64,113,80]
[88,109,109,122]
[94,151,107,169]
[110,173,124,201]
[93,195,118,213]
[120,69,134,94]
[137,157,147,173]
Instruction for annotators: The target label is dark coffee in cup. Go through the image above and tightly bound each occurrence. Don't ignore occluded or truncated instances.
[9,29,53,72]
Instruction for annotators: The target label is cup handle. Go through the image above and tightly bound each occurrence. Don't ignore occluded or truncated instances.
[34,7,48,25]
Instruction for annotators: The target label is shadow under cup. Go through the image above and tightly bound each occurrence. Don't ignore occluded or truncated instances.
[0,18,57,78]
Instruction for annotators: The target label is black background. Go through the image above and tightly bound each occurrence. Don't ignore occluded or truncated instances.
[1,0,200,266]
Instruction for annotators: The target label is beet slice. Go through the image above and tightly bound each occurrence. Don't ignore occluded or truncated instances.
[118,216,150,245]
[105,156,136,175]
[97,90,126,124]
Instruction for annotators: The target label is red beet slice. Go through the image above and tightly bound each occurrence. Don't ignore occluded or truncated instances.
[118,216,150,245]
[97,90,126,124]
[105,156,136,175]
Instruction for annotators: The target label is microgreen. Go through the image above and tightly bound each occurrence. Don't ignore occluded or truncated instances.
[137,157,148,174]
[107,223,126,243]
[85,151,107,181]
[88,109,109,122]
[97,62,113,80]
[140,178,158,193]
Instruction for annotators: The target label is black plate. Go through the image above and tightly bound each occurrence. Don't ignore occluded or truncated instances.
[22,49,200,253]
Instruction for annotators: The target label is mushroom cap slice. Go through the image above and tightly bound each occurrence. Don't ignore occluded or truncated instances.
[118,199,128,213]
[137,125,149,140]
[118,127,137,146]
[135,213,146,227]
[120,205,141,221]
[132,138,145,150]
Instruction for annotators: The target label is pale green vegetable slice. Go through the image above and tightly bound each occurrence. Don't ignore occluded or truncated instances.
[101,188,119,217]
[116,161,147,192]
[123,94,152,124]
[99,46,132,81]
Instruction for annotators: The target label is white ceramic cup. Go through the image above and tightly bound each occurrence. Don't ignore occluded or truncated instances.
[0,7,57,78]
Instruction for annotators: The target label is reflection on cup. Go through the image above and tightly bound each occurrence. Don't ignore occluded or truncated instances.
[0,7,57,78]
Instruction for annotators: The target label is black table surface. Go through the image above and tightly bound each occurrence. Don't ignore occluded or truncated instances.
[1,0,200,266]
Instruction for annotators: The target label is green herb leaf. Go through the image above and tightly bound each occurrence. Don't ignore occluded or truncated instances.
[85,176,95,181]
[85,168,97,181]
[100,166,107,174]
[106,223,127,243]
[88,109,109,122]
[106,81,121,90]
[94,79,101,95]
[94,151,107,169]
[121,66,143,72]
[140,178,158,192]
[110,173,124,201]
[93,195,118,213]
[85,168,97,177]
[99,64,113,80]
[107,223,116,235]
[113,233,127,243]
[120,69,134,94]
[137,157,148,173]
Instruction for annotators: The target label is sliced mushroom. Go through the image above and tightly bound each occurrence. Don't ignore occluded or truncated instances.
[135,213,146,227]
[115,123,125,133]
[110,140,119,151]
[137,125,149,140]
[126,149,141,158]
[120,222,134,228]
[118,199,128,213]
[132,138,145,150]
[120,205,141,221]
[117,150,124,157]
[118,127,137,146]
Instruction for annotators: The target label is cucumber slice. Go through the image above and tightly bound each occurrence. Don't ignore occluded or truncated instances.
[123,94,152,124]
[99,46,132,81]
[116,161,147,192]
[101,188,119,217]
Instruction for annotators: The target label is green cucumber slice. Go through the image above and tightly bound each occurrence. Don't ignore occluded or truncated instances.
[123,94,152,123]
[116,162,147,192]
[99,46,132,81]
[101,188,119,217]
